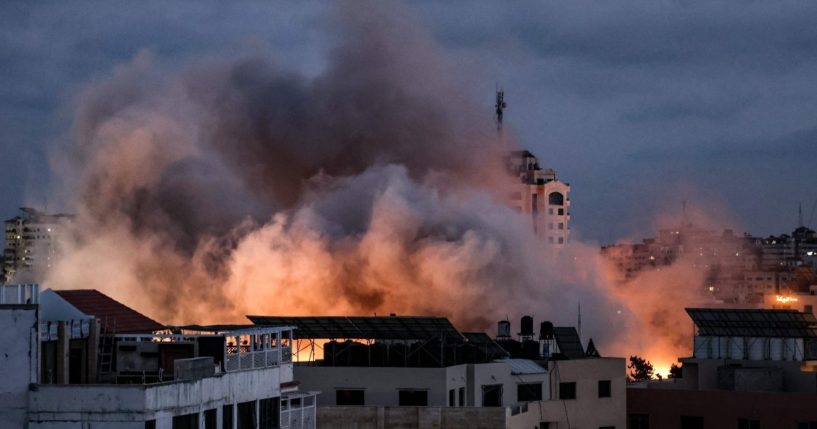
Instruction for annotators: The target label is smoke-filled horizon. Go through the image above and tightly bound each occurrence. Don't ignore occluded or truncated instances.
[41,2,710,371]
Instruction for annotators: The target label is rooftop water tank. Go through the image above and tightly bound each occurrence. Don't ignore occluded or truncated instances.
[520,315,534,337]
[539,321,554,340]
[497,320,511,338]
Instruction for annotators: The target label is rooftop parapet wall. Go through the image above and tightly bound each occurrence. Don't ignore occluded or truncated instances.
[317,406,506,429]
[28,364,287,423]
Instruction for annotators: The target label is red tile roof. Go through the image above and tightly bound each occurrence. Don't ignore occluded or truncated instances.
[54,289,165,333]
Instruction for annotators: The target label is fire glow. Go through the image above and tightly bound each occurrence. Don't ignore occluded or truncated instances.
[775,295,799,304]
[41,1,711,376]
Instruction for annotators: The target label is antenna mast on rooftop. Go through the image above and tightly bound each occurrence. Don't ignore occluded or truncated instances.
[577,301,582,343]
[798,202,804,228]
[495,85,506,140]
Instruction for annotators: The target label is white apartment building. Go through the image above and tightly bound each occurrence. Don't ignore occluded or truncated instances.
[0,285,317,429]
[507,150,571,246]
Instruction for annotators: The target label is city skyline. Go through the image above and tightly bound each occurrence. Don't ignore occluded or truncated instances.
[1,1,816,243]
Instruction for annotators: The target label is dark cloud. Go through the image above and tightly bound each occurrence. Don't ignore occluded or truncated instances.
[2,0,817,243]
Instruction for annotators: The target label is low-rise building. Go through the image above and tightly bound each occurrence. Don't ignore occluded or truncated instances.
[628,307,817,428]
[0,285,317,429]
[251,315,624,429]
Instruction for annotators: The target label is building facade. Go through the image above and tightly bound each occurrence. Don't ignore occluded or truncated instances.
[628,307,817,428]
[507,150,571,246]
[251,315,624,429]
[3,208,73,283]
[0,286,317,429]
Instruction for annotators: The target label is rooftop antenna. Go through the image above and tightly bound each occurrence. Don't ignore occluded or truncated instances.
[577,301,582,344]
[495,85,506,139]
[798,202,804,228]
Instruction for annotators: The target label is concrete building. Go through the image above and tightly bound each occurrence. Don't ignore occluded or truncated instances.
[250,315,624,429]
[3,208,73,283]
[628,307,817,428]
[0,285,317,429]
[507,150,571,246]
[601,223,817,304]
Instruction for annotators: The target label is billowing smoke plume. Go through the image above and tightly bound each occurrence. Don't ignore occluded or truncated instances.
[46,1,704,367]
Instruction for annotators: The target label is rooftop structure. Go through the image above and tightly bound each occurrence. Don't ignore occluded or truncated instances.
[256,313,624,429]
[247,315,462,341]
[0,287,317,428]
[51,289,165,333]
[687,307,817,339]
[628,306,817,428]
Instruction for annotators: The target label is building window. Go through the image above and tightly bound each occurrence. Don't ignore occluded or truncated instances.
[172,413,199,429]
[558,237,564,244]
[598,380,611,398]
[559,382,576,400]
[238,401,256,429]
[558,208,564,215]
[628,414,649,429]
[204,409,217,429]
[399,390,428,406]
[336,389,365,406]
[548,192,564,206]
[517,383,543,401]
[145,421,157,429]
[259,398,279,429]
[222,404,233,429]
[558,222,564,230]
[482,384,503,407]
[680,416,704,429]
[449,389,455,407]
[738,419,760,429]
[458,387,465,406]
[532,194,539,214]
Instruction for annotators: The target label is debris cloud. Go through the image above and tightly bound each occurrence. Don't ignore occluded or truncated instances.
[46,1,707,367]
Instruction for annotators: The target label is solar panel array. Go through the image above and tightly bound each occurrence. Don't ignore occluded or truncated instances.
[686,308,817,338]
[247,315,464,341]
[462,332,510,358]
[553,327,586,359]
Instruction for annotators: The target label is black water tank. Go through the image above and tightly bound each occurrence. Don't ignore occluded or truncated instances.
[520,315,534,336]
[539,321,554,340]
[522,340,540,359]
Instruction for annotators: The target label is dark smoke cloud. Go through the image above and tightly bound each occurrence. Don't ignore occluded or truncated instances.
[49,2,510,320]
[44,2,706,372]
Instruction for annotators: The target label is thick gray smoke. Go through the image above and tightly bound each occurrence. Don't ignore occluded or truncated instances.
[46,2,691,365]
